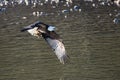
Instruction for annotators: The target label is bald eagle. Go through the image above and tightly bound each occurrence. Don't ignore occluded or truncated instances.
[21,21,69,64]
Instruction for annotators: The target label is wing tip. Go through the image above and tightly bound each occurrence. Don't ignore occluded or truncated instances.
[20,28,31,32]
[20,29,26,32]
[59,54,69,64]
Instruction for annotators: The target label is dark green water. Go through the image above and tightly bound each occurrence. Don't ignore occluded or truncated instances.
[0,4,120,80]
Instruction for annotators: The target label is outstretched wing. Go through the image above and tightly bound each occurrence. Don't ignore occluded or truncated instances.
[20,21,43,32]
[42,33,68,64]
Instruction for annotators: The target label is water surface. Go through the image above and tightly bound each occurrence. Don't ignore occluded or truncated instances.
[0,3,120,80]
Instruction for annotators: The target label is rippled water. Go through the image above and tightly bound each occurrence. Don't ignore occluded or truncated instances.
[0,3,120,80]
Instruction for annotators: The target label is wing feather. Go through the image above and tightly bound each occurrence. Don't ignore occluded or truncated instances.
[45,38,68,64]
[21,21,42,32]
